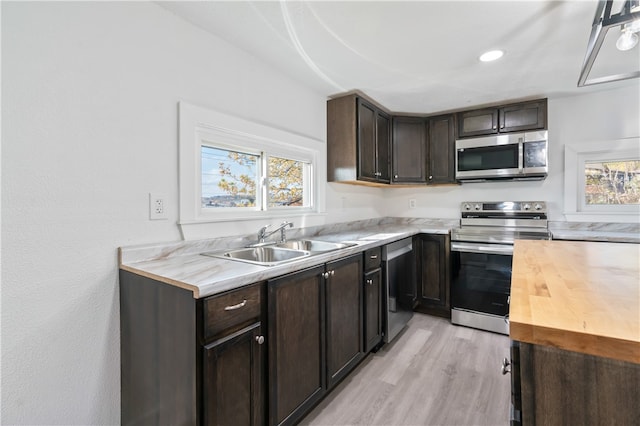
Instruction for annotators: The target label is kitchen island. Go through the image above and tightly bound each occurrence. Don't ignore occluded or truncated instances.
[510,240,639,425]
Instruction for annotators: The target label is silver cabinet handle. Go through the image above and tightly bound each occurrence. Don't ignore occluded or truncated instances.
[370,255,378,259]
[429,175,433,179]
[366,279,373,285]
[330,270,335,276]
[501,357,511,375]
[255,335,265,345]
[224,299,247,311]
[394,174,399,179]
[322,272,329,279]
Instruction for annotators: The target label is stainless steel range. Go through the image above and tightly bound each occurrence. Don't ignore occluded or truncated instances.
[450,201,550,335]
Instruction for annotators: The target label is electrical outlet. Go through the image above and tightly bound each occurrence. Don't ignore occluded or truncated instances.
[409,198,416,209]
[149,193,167,220]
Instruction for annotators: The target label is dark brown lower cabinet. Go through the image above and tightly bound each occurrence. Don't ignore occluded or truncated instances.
[364,267,383,352]
[268,255,364,426]
[326,255,364,390]
[516,342,640,425]
[203,322,265,426]
[415,233,451,318]
[119,270,266,426]
[268,265,326,426]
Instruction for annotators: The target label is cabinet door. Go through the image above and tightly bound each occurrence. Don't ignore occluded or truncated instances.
[499,100,546,133]
[357,99,377,181]
[427,114,456,185]
[268,265,325,426]
[364,268,382,353]
[203,322,265,426]
[417,234,451,317]
[458,108,498,138]
[392,116,427,183]
[326,255,364,390]
[376,111,391,183]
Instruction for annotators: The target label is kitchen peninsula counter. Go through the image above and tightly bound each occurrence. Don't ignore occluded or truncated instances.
[510,239,640,364]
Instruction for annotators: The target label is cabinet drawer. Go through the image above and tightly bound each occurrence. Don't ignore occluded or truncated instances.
[203,283,262,340]
[364,247,382,271]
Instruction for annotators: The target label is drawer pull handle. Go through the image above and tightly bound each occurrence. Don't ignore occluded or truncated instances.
[501,357,511,375]
[370,255,378,259]
[224,299,247,311]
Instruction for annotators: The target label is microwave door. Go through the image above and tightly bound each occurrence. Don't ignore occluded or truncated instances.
[456,143,521,179]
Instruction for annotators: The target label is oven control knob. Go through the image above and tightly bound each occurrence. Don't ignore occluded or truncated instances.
[534,203,543,210]
[523,203,531,210]
[464,203,471,210]
[474,204,481,211]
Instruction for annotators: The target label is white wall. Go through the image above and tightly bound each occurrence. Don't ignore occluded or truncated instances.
[383,83,640,221]
[1,2,383,424]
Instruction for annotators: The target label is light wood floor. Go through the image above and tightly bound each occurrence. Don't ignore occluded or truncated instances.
[301,313,511,426]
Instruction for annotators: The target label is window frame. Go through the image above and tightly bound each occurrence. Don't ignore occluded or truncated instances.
[564,137,640,222]
[179,101,325,225]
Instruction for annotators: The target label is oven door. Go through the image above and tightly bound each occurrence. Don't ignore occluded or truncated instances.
[450,241,512,334]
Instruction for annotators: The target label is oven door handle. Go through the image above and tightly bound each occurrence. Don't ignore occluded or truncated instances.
[451,242,514,255]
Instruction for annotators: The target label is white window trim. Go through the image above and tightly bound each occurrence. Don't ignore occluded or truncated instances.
[179,101,326,225]
[564,137,640,222]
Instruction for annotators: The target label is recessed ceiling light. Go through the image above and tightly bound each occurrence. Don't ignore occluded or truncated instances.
[479,50,504,62]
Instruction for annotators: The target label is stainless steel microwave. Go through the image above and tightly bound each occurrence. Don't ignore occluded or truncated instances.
[455,130,548,182]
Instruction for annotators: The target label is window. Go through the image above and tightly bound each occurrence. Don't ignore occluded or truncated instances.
[199,146,312,211]
[564,137,640,221]
[584,160,640,206]
[179,102,325,226]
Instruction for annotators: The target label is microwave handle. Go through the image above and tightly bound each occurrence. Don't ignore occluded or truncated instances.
[518,138,524,173]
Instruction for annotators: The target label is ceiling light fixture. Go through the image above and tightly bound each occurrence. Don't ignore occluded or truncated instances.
[479,50,504,62]
[578,0,640,86]
[616,26,639,50]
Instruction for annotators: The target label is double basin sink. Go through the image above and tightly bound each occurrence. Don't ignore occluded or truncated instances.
[202,239,357,267]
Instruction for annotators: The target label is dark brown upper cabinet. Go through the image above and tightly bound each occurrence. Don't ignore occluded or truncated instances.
[392,116,427,184]
[427,114,456,185]
[327,94,390,186]
[328,92,546,186]
[457,99,547,138]
[499,100,547,133]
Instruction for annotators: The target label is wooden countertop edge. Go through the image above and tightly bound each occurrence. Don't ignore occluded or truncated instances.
[511,321,640,364]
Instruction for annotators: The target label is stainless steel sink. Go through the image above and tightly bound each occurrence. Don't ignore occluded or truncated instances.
[276,239,357,252]
[202,246,311,266]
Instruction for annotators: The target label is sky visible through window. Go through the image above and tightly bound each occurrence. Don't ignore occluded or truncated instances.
[201,146,257,207]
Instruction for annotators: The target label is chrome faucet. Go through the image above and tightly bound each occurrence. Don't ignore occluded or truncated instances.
[257,221,293,244]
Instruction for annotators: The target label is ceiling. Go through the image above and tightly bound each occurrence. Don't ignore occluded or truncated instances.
[158,0,640,114]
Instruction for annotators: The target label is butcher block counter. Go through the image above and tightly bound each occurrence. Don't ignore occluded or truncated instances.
[510,239,639,364]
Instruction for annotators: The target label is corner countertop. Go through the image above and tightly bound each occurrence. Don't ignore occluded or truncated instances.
[119,221,452,299]
[510,240,640,364]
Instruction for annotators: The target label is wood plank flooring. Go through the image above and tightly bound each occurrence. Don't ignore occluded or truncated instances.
[301,313,511,426]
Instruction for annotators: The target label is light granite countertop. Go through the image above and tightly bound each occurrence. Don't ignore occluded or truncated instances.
[119,218,638,299]
[549,221,640,244]
[119,218,454,299]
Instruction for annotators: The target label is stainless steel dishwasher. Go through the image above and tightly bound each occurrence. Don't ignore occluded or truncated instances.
[382,237,415,343]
